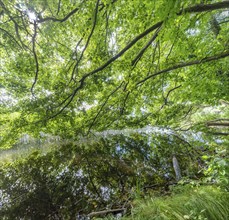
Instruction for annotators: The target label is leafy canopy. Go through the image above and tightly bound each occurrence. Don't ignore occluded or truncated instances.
[0,0,228,144]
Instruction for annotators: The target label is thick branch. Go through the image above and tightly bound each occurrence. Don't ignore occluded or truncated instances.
[80,21,163,81]
[137,50,229,86]
[179,1,229,14]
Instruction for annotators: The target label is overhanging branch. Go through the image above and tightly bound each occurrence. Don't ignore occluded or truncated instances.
[179,1,229,14]
[136,50,229,86]
[47,1,229,120]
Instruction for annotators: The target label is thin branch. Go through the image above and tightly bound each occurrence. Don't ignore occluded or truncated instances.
[87,82,124,135]
[57,0,61,15]
[160,84,182,111]
[137,50,229,86]
[208,132,229,136]
[131,25,162,67]
[165,85,182,104]
[47,80,85,120]
[206,122,229,127]
[30,22,39,96]
[120,91,130,115]
[70,0,100,82]
[69,37,84,82]
[0,27,22,48]
[38,6,80,23]
[182,106,193,119]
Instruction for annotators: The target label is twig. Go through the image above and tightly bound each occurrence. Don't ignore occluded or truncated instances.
[159,85,182,111]
[165,85,182,104]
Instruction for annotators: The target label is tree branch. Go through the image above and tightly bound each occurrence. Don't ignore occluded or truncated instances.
[179,1,229,14]
[131,25,162,67]
[79,21,163,81]
[0,27,22,48]
[137,50,229,86]
[206,122,229,127]
[88,208,125,218]
[87,81,124,135]
[164,85,182,104]
[57,0,61,15]
[31,22,39,96]
[46,1,229,120]
[47,21,163,119]
[208,132,229,136]
[70,0,100,82]
[37,6,80,23]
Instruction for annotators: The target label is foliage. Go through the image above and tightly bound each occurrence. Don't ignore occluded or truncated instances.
[0,0,229,144]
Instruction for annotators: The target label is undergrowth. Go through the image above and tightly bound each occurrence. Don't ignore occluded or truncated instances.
[101,186,229,220]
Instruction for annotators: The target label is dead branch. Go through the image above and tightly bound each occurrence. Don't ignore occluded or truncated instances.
[87,208,125,217]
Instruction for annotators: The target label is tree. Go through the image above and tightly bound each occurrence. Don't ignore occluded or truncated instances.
[0,0,228,143]
[0,0,229,218]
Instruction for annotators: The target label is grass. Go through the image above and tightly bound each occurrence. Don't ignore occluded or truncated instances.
[101,186,229,220]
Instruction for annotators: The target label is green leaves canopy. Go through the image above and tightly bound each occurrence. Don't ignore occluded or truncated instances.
[0,0,229,142]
